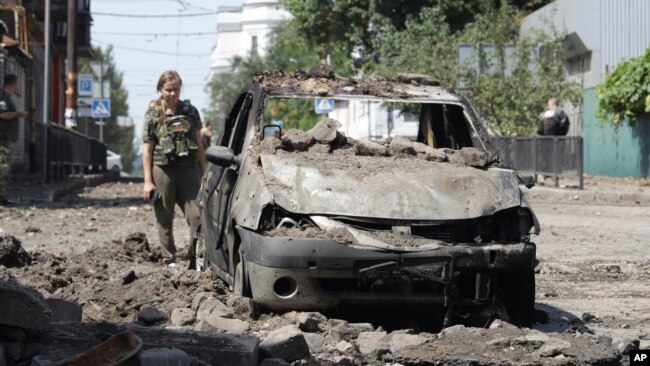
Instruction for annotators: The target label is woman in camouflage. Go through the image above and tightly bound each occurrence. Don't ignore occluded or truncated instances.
[142,70,206,267]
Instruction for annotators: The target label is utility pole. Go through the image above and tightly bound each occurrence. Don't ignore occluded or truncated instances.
[43,0,51,182]
[64,0,77,129]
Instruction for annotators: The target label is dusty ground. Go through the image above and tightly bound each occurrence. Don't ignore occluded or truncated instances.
[1,181,649,365]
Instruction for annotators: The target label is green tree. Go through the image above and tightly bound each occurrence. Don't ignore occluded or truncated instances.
[596,47,650,126]
[373,1,581,135]
[79,45,135,172]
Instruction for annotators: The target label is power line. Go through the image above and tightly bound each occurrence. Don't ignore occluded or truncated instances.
[93,40,210,57]
[93,11,217,18]
[94,31,218,37]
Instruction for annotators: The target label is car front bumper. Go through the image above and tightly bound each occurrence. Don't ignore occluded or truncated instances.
[237,227,536,311]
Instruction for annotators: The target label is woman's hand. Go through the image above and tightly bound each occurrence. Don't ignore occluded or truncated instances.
[143,181,156,200]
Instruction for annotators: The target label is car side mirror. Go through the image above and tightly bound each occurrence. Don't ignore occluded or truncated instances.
[206,146,239,168]
[262,125,281,140]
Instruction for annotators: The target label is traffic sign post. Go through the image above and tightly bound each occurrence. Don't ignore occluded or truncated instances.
[78,74,93,97]
[315,98,335,114]
[92,99,111,118]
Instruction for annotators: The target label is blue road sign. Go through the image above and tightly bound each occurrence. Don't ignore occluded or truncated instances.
[314,98,335,114]
[92,99,111,118]
[78,74,93,97]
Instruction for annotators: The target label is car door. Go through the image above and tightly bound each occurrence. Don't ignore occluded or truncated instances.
[203,92,254,277]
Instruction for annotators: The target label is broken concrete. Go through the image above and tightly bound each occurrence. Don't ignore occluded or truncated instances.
[28,323,256,365]
[45,299,82,322]
[260,325,310,362]
[196,296,233,320]
[0,235,31,268]
[170,308,195,326]
[138,306,167,325]
[354,138,389,157]
[204,316,250,334]
[309,118,341,144]
[389,136,416,155]
[0,273,51,329]
[281,129,313,151]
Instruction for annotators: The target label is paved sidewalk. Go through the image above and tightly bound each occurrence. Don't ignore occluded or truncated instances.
[523,185,650,205]
[523,175,650,205]
[5,171,120,204]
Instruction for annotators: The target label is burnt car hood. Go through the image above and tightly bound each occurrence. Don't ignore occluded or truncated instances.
[260,151,521,221]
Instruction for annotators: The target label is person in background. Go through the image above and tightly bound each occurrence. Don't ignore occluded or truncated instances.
[537,98,570,136]
[200,121,212,149]
[0,74,28,206]
[142,70,205,268]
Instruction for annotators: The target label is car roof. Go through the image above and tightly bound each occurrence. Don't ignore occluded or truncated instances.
[254,69,463,104]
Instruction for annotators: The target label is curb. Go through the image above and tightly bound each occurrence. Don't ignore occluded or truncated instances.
[523,186,650,206]
[48,171,120,202]
[16,171,120,203]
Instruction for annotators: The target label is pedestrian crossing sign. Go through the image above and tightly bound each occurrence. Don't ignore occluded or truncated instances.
[92,98,111,118]
[314,98,335,114]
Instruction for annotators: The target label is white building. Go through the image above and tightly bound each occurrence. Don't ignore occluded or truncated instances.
[207,0,291,81]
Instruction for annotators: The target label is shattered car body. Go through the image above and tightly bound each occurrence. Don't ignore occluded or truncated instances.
[196,70,539,327]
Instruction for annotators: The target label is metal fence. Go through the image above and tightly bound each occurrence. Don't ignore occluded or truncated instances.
[490,136,584,189]
[34,122,107,181]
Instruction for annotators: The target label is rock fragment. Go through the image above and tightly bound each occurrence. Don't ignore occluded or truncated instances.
[0,273,51,329]
[196,296,232,320]
[389,136,416,155]
[204,316,250,334]
[138,306,167,325]
[297,312,325,333]
[0,235,31,268]
[260,136,282,154]
[309,118,342,144]
[355,139,389,157]
[121,269,137,285]
[281,129,313,151]
[260,325,310,362]
[356,331,388,354]
[170,308,196,326]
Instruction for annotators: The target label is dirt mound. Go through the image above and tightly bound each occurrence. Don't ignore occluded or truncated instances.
[3,232,227,323]
[0,235,31,268]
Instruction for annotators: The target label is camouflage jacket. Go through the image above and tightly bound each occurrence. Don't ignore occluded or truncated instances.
[143,99,202,166]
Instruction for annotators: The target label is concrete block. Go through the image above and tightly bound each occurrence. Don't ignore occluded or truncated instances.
[356,331,387,354]
[0,274,51,329]
[170,308,195,326]
[45,299,82,322]
[204,316,249,334]
[196,296,232,321]
[124,347,190,366]
[260,325,310,362]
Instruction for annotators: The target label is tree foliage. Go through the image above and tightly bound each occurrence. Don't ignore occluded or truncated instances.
[205,0,567,136]
[596,47,650,126]
[374,1,581,136]
[79,45,135,172]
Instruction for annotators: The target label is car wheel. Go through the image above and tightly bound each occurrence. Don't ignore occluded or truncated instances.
[498,271,535,327]
[194,232,206,272]
[233,252,251,297]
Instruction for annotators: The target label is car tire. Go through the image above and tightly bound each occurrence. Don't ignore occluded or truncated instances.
[498,271,535,327]
[233,252,251,297]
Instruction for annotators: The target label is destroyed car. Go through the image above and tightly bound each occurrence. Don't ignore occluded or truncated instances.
[195,69,539,327]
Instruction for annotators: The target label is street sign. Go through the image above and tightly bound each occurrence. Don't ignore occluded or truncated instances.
[91,99,111,118]
[89,61,109,80]
[77,97,93,117]
[93,80,111,99]
[78,74,93,97]
[314,98,335,114]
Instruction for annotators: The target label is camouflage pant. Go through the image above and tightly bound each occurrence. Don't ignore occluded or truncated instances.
[0,140,15,199]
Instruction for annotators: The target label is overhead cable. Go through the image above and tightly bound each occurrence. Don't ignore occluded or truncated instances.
[93,11,217,18]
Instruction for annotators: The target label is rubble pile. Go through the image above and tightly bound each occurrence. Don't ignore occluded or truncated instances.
[0,232,636,365]
[256,117,491,168]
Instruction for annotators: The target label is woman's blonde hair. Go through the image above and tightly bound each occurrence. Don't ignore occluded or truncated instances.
[155,70,183,122]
